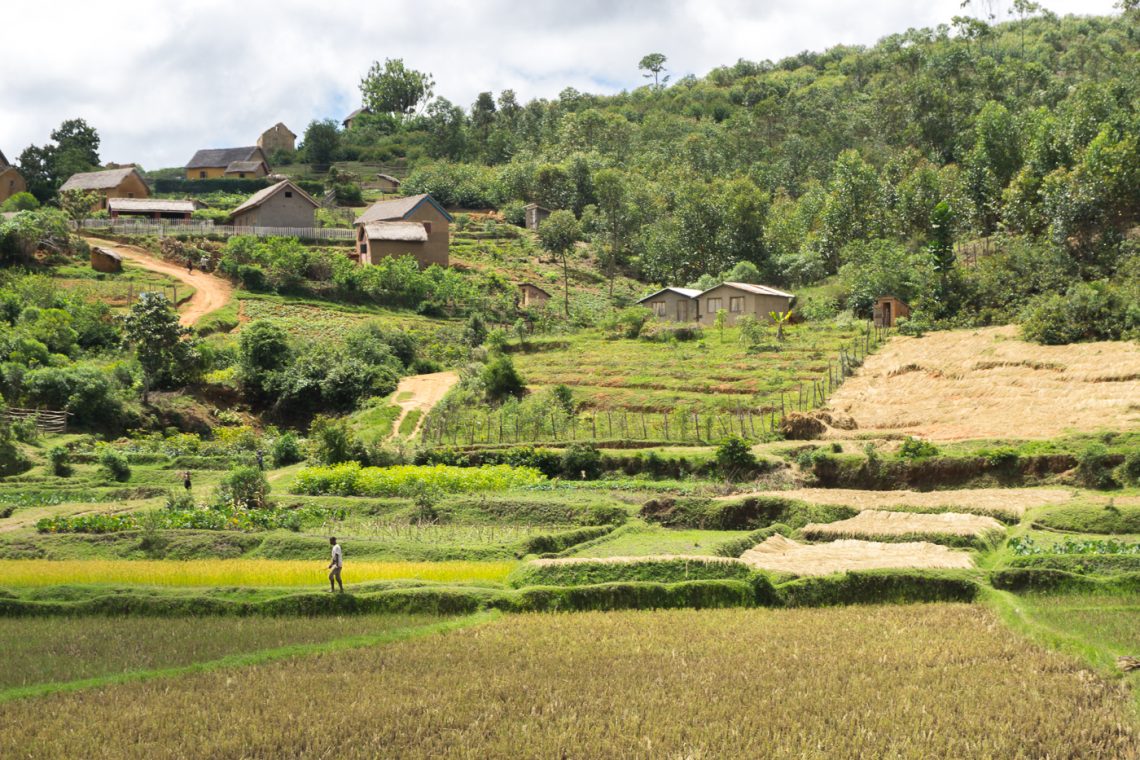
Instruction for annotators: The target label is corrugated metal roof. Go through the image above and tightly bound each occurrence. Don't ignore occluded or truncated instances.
[59,167,142,192]
[355,193,453,224]
[365,221,429,242]
[703,281,796,299]
[109,198,198,213]
[229,180,319,217]
[637,286,702,303]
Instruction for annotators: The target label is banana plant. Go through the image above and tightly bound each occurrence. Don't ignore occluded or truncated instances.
[769,309,793,341]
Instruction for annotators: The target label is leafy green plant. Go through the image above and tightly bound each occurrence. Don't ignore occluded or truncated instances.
[1076,443,1117,489]
[47,445,71,477]
[897,437,939,459]
[98,448,131,482]
[271,432,304,467]
[715,436,757,480]
[561,443,602,480]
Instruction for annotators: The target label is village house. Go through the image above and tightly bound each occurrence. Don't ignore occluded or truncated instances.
[184,146,269,179]
[228,179,318,228]
[109,198,198,221]
[354,193,451,268]
[376,173,401,192]
[90,246,123,273]
[518,282,552,309]
[342,108,370,130]
[872,295,910,327]
[696,282,795,327]
[524,203,551,231]
[0,150,27,204]
[637,287,702,322]
[59,167,150,211]
[257,123,296,154]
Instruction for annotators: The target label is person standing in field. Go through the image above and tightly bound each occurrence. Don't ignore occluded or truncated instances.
[182,471,192,493]
[328,537,344,593]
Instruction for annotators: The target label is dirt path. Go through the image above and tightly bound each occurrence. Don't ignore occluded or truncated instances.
[82,237,233,326]
[388,371,459,440]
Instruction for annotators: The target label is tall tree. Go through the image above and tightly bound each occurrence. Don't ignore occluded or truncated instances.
[538,210,581,317]
[638,53,669,88]
[301,119,341,166]
[360,59,435,119]
[120,293,196,403]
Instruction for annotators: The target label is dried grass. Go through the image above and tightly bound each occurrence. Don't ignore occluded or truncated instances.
[740,534,975,575]
[730,487,1073,519]
[802,509,1005,540]
[827,325,1140,440]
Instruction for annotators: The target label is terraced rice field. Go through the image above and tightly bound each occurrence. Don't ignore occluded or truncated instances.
[740,534,975,575]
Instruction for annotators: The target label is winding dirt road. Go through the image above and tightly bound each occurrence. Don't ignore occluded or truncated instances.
[82,236,233,326]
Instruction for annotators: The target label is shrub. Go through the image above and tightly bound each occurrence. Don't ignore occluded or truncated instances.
[715,436,757,480]
[602,306,652,339]
[98,448,131,482]
[309,415,365,465]
[1118,449,1140,487]
[215,466,271,509]
[291,463,546,497]
[481,354,526,402]
[0,192,40,212]
[47,445,71,477]
[1076,443,1117,489]
[165,490,197,511]
[271,432,304,467]
[897,437,940,459]
[561,442,602,480]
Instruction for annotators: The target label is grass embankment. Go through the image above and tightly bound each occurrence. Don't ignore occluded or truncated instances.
[0,559,515,587]
[0,605,1132,757]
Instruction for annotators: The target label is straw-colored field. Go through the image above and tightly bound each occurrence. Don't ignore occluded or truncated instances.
[753,486,1075,519]
[0,560,515,587]
[828,325,1140,440]
[802,509,1005,541]
[740,534,975,575]
[1,606,1134,758]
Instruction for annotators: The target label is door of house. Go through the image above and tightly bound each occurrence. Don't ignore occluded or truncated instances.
[677,300,689,321]
[882,302,892,326]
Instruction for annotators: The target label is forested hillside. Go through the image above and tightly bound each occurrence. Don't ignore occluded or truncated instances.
[327,8,1139,338]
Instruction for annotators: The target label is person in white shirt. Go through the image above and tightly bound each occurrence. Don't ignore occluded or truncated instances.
[328,537,344,593]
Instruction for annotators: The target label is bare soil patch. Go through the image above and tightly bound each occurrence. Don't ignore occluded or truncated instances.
[802,510,1005,541]
[388,371,459,440]
[827,325,1140,440]
[725,487,1073,520]
[739,534,975,575]
[83,237,233,326]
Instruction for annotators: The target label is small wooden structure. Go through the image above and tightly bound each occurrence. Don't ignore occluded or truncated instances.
[517,283,551,309]
[4,407,70,434]
[872,295,910,327]
[376,173,401,192]
[524,203,551,231]
[90,246,123,273]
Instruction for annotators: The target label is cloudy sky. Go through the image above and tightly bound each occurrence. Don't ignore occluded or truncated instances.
[2,0,1120,170]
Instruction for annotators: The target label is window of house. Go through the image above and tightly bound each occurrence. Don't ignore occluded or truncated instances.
[706,297,722,313]
[650,301,666,317]
[199,171,206,179]
[423,221,432,234]
[359,243,367,255]
[284,191,293,198]
[127,192,134,198]
[729,296,744,313]
[238,173,246,178]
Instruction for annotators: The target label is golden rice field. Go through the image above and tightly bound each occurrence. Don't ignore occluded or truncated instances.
[0,605,1132,758]
[0,560,516,587]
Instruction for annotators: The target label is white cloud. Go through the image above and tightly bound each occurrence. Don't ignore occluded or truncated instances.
[0,0,1121,169]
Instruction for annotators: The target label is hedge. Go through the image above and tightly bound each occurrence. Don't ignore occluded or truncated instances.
[1004,554,1140,575]
[507,557,757,588]
[640,496,856,530]
[990,568,1140,594]
[511,580,756,612]
[778,570,980,607]
[154,177,324,196]
[516,525,614,556]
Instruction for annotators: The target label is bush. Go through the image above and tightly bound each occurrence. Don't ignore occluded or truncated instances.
[481,354,525,402]
[165,490,197,511]
[1118,449,1140,487]
[0,192,39,212]
[897,437,940,459]
[715,436,757,480]
[1076,443,1117,489]
[47,445,71,477]
[309,415,365,465]
[215,466,271,509]
[271,432,304,467]
[602,306,652,339]
[290,463,546,497]
[560,442,602,480]
[98,448,131,482]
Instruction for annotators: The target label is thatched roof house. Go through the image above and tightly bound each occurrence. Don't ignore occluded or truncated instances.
[59,167,150,211]
[376,173,401,192]
[354,193,452,268]
[185,146,269,180]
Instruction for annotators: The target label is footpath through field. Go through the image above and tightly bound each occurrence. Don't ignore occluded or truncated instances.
[389,371,459,440]
[82,237,233,326]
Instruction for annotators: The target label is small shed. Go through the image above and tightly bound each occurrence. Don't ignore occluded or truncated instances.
[518,283,551,309]
[229,179,319,228]
[873,295,910,327]
[376,173,401,192]
[524,203,551,231]
[109,198,198,220]
[90,247,123,273]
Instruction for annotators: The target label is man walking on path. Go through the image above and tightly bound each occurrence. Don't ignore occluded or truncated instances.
[328,537,344,593]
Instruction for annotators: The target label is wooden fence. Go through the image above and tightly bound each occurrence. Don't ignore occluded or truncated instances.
[422,322,891,447]
[5,407,70,434]
[74,219,354,242]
